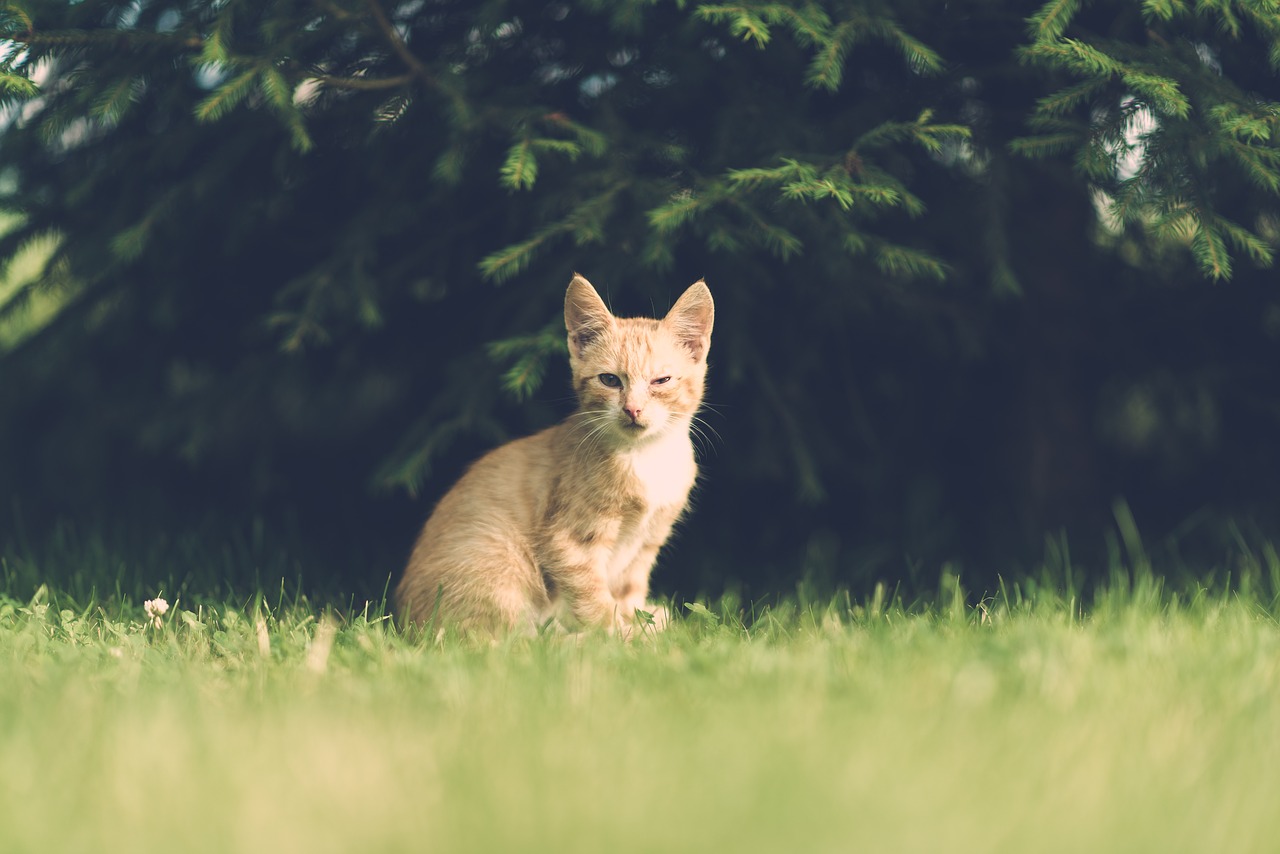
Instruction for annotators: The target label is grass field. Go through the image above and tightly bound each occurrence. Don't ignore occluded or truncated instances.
[3,555,1279,854]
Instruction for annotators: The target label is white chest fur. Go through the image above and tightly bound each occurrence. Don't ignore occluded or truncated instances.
[601,429,696,587]
[619,429,697,509]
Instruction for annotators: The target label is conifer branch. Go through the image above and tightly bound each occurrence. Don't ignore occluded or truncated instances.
[648,192,706,233]
[804,20,852,91]
[499,138,538,191]
[1140,0,1185,23]
[193,68,259,123]
[1027,0,1080,43]
[91,77,142,126]
[1033,78,1108,117]
[365,0,429,81]
[9,29,202,50]
[312,72,415,91]
[873,242,949,280]
[478,226,564,283]
[1191,215,1232,280]
[541,113,608,157]
[0,72,39,101]
[1120,69,1188,118]
[1217,216,1275,266]
[486,323,566,400]
[868,18,944,75]
[432,143,467,184]
[696,5,774,48]
[1012,123,1084,158]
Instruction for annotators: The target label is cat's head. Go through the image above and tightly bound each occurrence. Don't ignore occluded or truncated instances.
[564,274,713,445]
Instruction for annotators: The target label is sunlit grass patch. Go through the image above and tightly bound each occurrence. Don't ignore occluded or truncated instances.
[1,575,1278,853]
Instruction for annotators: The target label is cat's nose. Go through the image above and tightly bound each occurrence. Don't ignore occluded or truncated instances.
[624,405,642,423]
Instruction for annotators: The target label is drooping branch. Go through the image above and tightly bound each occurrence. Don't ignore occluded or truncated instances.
[9,28,202,50]
[364,0,429,81]
[312,72,415,91]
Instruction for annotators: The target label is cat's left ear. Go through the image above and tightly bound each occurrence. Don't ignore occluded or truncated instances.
[663,280,714,363]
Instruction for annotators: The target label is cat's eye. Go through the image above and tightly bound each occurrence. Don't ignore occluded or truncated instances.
[651,376,671,385]
[598,373,622,388]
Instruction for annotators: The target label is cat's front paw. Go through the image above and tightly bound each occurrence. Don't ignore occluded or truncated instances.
[598,602,668,639]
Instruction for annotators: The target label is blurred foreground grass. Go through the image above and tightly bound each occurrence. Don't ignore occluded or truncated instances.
[2,565,1279,854]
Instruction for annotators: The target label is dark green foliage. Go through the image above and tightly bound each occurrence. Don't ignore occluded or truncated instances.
[2,0,1280,596]
[1014,0,1280,280]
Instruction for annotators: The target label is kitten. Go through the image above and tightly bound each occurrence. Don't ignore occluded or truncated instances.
[395,274,713,635]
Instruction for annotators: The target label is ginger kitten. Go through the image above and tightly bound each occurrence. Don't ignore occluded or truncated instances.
[395,274,713,635]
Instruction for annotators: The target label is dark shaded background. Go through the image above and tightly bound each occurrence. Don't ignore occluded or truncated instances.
[2,0,1280,602]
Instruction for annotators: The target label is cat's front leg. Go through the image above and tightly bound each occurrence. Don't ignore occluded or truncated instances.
[613,509,682,632]
[612,542,660,614]
[539,531,631,633]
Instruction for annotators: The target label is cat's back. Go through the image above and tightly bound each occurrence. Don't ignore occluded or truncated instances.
[419,425,557,541]
[395,426,560,627]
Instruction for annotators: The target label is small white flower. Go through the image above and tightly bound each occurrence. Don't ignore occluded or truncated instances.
[143,597,170,629]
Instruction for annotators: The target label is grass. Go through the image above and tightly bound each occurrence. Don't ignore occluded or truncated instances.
[3,562,1280,854]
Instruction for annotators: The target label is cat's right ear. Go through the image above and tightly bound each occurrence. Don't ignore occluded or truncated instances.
[565,274,614,358]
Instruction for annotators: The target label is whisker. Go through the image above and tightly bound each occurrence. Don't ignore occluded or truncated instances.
[569,411,617,458]
[688,419,720,457]
[691,415,723,444]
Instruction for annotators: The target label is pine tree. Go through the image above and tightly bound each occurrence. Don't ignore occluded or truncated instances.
[2,0,1280,588]
[1014,0,1280,280]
